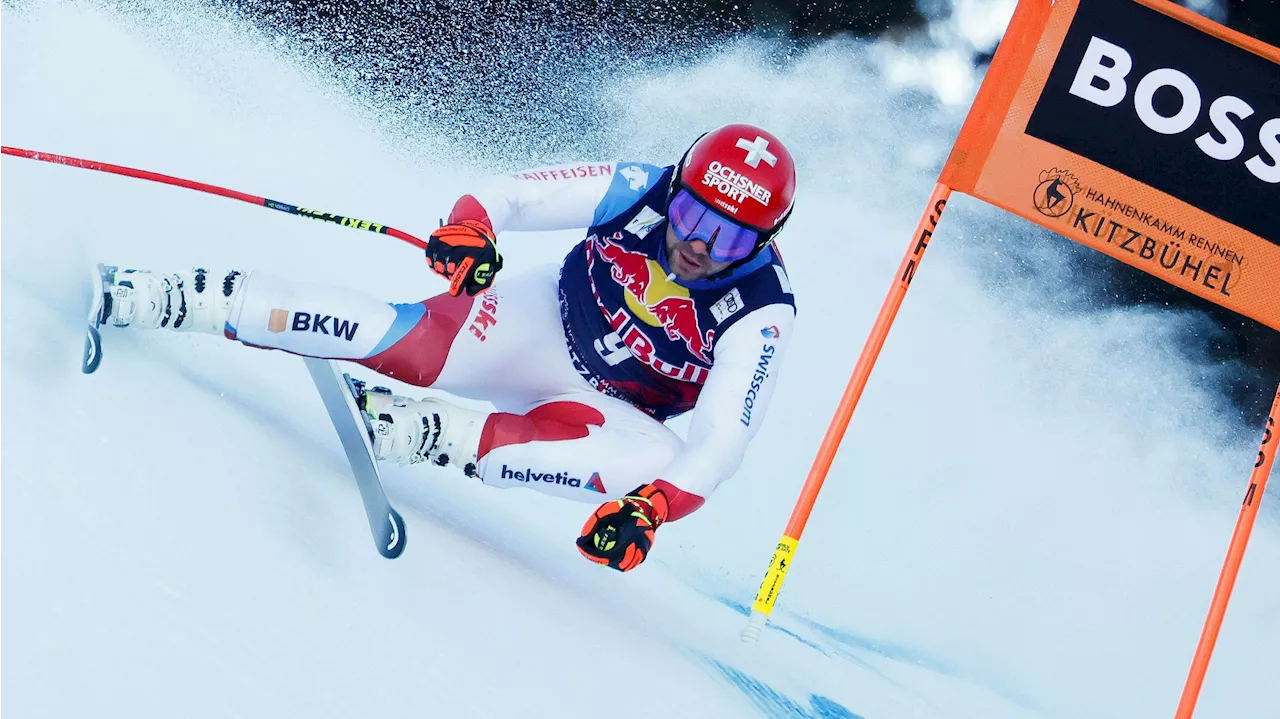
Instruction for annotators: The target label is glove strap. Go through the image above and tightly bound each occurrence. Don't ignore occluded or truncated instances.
[624,483,670,526]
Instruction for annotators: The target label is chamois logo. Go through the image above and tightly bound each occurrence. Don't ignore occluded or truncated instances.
[1033,168,1082,219]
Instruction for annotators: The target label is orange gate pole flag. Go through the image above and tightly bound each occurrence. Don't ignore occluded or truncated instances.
[742,183,952,644]
[739,0,1057,643]
[933,0,1280,715]
[941,0,1280,330]
[1176,384,1279,718]
[742,0,1279,676]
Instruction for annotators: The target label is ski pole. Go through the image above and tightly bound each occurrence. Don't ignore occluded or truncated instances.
[2,145,429,251]
[741,182,951,643]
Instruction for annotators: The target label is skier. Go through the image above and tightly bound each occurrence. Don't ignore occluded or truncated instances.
[100,123,797,572]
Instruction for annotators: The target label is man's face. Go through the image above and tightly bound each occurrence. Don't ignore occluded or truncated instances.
[664,224,735,281]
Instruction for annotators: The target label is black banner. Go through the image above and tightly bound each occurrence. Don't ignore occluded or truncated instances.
[1026,0,1280,243]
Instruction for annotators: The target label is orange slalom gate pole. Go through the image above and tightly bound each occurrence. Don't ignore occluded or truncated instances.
[1175,383,1280,718]
[741,182,952,643]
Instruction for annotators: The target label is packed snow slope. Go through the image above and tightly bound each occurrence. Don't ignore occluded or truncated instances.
[3,2,1278,717]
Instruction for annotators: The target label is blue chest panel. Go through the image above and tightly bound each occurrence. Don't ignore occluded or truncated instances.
[558,163,795,420]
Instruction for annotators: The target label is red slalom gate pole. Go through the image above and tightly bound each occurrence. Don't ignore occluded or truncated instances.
[1,146,428,251]
[1175,383,1280,718]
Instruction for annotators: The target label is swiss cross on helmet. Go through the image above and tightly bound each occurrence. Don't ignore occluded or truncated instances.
[669,124,797,264]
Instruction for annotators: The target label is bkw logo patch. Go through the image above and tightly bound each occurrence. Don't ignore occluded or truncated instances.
[290,311,359,341]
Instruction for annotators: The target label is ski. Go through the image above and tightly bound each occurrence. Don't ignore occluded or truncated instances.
[83,263,115,374]
[304,357,407,559]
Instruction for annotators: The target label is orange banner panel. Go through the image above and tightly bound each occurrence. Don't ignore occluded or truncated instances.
[943,0,1280,330]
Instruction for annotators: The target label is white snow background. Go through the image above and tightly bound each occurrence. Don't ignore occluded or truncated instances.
[3,1,1277,717]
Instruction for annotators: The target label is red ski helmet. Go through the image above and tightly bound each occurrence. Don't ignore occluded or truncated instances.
[670,124,798,266]
[669,124,797,263]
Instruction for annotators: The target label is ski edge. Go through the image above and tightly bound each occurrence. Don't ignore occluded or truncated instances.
[304,357,407,559]
[82,263,113,374]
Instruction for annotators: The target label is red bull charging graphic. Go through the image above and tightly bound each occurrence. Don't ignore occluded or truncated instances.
[587,233,714,382]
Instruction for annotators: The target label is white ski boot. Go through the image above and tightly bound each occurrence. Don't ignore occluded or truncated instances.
[354,382,487,477]
[106,267,244,334]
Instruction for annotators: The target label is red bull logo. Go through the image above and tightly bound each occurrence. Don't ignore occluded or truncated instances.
[649,296,713,362]
[591,235,716,364]
[595,236,653,301]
